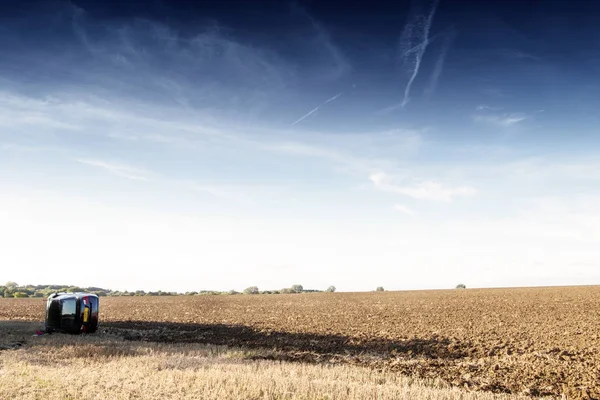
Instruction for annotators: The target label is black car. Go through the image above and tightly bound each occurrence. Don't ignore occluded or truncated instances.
[45,293,99,334]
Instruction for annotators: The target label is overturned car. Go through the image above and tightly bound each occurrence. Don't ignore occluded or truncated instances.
[45,293,99,334]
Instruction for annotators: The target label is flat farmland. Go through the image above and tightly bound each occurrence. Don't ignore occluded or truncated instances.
[2,286,599,399]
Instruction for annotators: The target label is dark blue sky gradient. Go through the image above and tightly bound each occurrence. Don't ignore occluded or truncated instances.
[2,3,597,105]
[1,0,599,151]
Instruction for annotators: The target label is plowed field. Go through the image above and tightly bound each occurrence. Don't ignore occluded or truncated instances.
[2,286,599,399]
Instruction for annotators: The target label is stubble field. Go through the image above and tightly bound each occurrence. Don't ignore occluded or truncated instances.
[1,286,599,399]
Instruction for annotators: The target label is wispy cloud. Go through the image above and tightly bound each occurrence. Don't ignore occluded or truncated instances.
[401,31,442,56]
[291,92,342,125]
[325,92,343,103]
[293,5,352,81]
[75,158,150,181]
[3,88,446,210]
[397,0,441,107]
[262,141,371,174]
[370,171,477,202]
[394,203,416,216]
[0,93,82,132]
[494,49,541,62]
[476,104,503,111]
[291,106,320,126]
[66,5,294,116]
[424,27,456,98]
[375,103,403,115]
[186,182,257,203]
[473,113,528,127]
[264,128,423,171]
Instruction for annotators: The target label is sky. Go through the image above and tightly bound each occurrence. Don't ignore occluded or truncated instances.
[1,0,600,292]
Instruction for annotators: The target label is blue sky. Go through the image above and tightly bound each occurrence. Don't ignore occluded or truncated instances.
[1,0,600,292]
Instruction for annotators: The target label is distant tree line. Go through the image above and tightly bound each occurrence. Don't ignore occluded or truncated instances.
[0,281,338,298]
[0,281,469,298]
[243,284,331,295]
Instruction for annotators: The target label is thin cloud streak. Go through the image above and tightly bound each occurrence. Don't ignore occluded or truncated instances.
[291,106,321,126]
[476,104,503,111]
[295,5,352,81]
[291,92,342,126]
[424,28,455,98]
[494,49,541,62]
[325,92,343,103]
[375,103,404,115]
[75,158,150,181]
[401,31,441,56]
[473,113,528,127]
[370,171,477,202]
[398,0,440,107]
[394,203,416,216]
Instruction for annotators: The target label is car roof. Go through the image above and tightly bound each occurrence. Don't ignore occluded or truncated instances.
[49,292,98,300]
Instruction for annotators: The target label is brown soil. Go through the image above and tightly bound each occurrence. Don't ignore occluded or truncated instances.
[2,286,599,399]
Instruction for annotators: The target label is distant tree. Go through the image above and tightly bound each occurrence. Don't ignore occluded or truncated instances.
[31,291,45,298]
[5,281,18,288]
[376,286,384,292]
[135,290,146,296]
[291,284,304,293]
[456,284,467,289]
[243,286,259,295]
[13,292,28,298]
[326,286,336,293]
[228,290,240,295]
[280,288,293,294]
[84,286,108,293]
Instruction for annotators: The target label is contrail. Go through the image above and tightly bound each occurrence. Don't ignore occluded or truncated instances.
[325,92,343,103]
[400,47,424,107]
[401,30,443,57]
[424,28,455,98]
[292,92,343,126]
[291,106,321,126]
[398,0,440,108]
